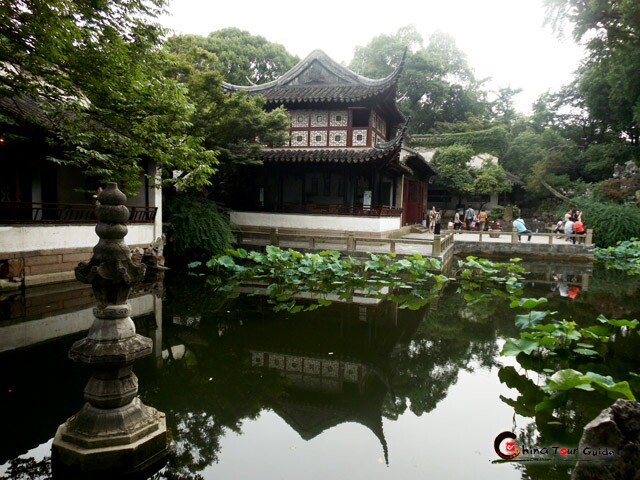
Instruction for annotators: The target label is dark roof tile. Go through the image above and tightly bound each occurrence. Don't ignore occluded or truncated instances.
[223,50,405,112]
[258,147,393,164]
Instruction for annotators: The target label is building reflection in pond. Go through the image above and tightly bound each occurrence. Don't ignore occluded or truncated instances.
[245,299,412,466]
[147,272,511,479]
[3,266,603,480]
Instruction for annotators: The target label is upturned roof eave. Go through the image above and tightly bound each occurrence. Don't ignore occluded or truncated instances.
[222,49,405,94]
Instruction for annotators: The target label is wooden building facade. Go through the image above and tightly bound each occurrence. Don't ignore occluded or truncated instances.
[223,50,435,236]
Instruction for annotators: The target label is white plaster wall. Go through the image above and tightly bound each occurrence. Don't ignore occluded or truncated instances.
[0,224,156,253]
[149,163,163,242]
[230,211,401,233]
[0,294,157,353]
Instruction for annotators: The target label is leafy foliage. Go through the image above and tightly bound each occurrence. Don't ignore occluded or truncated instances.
[429,144,475,200]
[195,28,299,85]
[349,26,490,133]
[166,195,234,262]
[452,256,525,303]
[0,457,50,480]
[473,159,512,198]
[428,144,513,203]
[545,0,640,144]
[0,0,218,193]
[583,143,639,182]
[411,126,510,157]
[207,247,447,313]
[595,238,640,275]
[205,248,525,315]
[501,297,639,412]
[576,199,640,247]
[163,34,290,202]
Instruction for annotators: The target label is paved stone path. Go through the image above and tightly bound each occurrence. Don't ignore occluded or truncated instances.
[404,230,585,245]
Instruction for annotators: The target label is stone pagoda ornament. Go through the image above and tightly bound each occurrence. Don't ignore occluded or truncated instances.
[52,182,167,475]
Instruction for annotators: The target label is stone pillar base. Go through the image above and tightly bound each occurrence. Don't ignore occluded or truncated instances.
[52,409,168,477]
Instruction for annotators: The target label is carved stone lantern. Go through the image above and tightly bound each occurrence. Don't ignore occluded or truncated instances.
[52,183,167,475]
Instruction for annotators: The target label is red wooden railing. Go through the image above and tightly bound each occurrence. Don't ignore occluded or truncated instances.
[0,202,157,224]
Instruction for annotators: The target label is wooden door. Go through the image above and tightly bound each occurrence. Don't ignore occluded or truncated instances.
[402,179,424,226]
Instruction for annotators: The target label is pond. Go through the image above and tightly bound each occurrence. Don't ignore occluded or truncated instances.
[1,259,639,480]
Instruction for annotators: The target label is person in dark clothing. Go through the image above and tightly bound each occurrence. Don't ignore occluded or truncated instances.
[465,206,475,231]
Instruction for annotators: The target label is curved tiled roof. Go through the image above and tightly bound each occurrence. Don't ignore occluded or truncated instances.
[258,147,393,164]
[223,49,405,107]
[238,84,396,104]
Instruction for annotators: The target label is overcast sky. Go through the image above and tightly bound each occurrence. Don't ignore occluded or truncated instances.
[160,0,585,114]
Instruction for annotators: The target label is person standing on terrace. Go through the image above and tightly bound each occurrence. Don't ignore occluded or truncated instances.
[465,206,475,231]
[478,209,488,231]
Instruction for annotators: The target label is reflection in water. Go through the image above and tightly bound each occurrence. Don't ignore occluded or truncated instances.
[1,265,639,480]
[0,281,162,469]
[142,273,520,479]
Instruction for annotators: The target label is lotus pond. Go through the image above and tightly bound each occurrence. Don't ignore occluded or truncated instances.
[1,254,639,480]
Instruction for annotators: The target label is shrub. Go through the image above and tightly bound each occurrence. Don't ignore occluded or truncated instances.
[487,205,504,221]
[166,195,234,262]
[577,200,640,247]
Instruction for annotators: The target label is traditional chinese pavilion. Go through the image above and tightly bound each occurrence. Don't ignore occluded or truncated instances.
[223,50,435,236]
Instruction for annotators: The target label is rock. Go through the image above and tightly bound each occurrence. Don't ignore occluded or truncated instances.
[572,399,640,480]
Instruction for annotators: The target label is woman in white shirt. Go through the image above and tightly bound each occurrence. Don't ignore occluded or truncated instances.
[564,217,575,244]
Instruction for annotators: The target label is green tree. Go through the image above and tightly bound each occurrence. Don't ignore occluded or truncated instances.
[165,195,234,263]
[0,0,217,193]
[472,159,512,200]
[583,142,639,182]
[164,34,290,202]
[349,26,490,133]
[349,25,423,78]
[528,82,600,145]
[502,131,546,177]
[491,86,523,126]
[545,0,640,144]
[430,144,475,203]
[195,28,299,85]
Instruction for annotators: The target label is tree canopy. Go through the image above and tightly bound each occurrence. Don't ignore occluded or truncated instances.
[0,0,218,193]
[430,144,475,202]
[349,26,490,133]
[192,27,299,86]
[545,0,640,145]
[163,33,291,201]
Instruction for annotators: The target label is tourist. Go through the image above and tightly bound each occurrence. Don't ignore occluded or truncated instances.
[565,215,575,244]
[465,206,475,231]
[573,214,585,243]
[564,208,572,222]
[513,216,532,241]
[454,211,462,232]
[553,219,564,238]
[478,209,488,231]
[429,206,437,233]
[434,209,442,235]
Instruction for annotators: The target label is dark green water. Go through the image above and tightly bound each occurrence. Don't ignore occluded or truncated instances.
[1,262,639,480]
